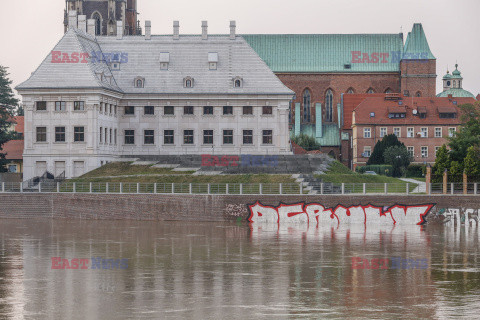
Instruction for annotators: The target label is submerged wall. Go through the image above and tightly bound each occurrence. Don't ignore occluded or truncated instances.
[0,193,478,226]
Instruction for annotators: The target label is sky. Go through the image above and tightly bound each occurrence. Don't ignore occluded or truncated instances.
[1,0,479,98]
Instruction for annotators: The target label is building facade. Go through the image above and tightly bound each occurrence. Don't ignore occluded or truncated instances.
[351,95,476,168]
[2,116,24,174]
[64,0,140,35]
[17,18,293,180]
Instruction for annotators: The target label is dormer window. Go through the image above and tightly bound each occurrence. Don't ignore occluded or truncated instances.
[160,52,170,70]
[134,77,145,88]
[184,77,194,88]
[111,62,120,70]
[208,52,218,70]
[233,76,243,88]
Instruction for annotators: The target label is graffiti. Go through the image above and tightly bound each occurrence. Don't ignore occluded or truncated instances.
[51,257,128,270]
[201,154,278,167]
[352,257,428,270]
[51,51,128,64]
[351,51,428,64]
[437,208,479,225]
[247,202,435,226]
[225,204,246,217]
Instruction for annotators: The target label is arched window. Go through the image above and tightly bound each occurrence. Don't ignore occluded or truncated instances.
[303,89,311,123]
[415,91,422,97]
[367,88,375,94]
[134,77,145,88]
[186,80,192,87]
[325,89,333,122]
[136,79,143,88]
[234,80,241,88]
[184,77,194,88]
[384,88,393,94]
[92,12,101,35]
[346,88,355,94]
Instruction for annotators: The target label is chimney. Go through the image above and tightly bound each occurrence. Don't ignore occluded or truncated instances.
[230,21,236,40]
[116,21,123,40]
[173,21,179,40]
[87,19,96,36]
[145,21,151,40]
[78,15,87,33]
[68,10,78,29]
[202,21,208,40]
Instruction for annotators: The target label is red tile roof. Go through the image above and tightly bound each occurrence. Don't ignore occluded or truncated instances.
[1,116,24,160]
[342,93,386,129]
[353,96,477,125]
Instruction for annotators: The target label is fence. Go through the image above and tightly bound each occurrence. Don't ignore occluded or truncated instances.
[1,181,479,195]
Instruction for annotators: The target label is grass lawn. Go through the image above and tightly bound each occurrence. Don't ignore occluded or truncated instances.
[79,162,194,178]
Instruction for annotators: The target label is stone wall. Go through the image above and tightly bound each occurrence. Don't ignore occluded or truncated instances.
[0,193,479,224]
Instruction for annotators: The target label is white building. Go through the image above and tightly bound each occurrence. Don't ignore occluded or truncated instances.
[16,15,293,180]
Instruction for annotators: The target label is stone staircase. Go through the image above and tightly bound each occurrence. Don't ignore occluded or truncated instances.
[294,174,343,194]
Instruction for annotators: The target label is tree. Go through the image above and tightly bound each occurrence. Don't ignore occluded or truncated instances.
[0,65,19,172]
[432,145,450,183]
[448,102,480,162]
[367,134,404,165]
[383,145,411,177]
[291,133,321,151]
[463,146,480,178]
[16,105,24,116]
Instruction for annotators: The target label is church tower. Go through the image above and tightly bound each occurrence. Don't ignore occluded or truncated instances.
[64,0,139,36]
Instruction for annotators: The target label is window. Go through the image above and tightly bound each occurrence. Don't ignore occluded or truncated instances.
[325,89,333,122]
[184,106,194,115]
[243,106,253,115]
[435,127,442,138]
[347,88,355,94]
[367,88,375,94]
[144,106,154,115]
[184,130,194,144]
[164,106,174,115]
[100,127,103,143]
[385,88,393,94]
[110,129,112,144]
[124,130,135,145]
[124,106,134,115]
[74,101,84,111]
[184,77,194,88]
[448,127,456,137]
[203,130,213,144]
[262,106,272,115]
[55,127,65,142]
[407,146,414,158]
[223,106,233,115]
[407,127,414,138]
[93,12,101,35]
[243,130,253,144]
[144,130,154,144]
[421,146,428,158]
[419,112,427,119]
[262,130,273,144]
[363,128,371,138]
[135,78,144,88]
[203,106,213,115]
[105,128,108,143]
[234,79,241,87]
[223,130,233,144]
[415,91,422,97]
[55,101,66,112]
[363,146,372,157]
[164,130,174,144]
[36,101,47,111]
[439,113,457,119]
[380,127,387,138]
[36,127,47,142]
[7,165,17,173]
[435,146,441,155]
[109,104,112,114]
[100,103,103,113]
[388,113,406,118]
[421,127,428,138]
[303,89,311,123]
[393,127,400,137]
[74,127,84,142]
[114,129,117,145]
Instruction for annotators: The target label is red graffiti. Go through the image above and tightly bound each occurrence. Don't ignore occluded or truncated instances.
[247,202,434,226]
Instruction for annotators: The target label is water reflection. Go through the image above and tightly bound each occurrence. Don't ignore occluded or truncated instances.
[0,219,478,319]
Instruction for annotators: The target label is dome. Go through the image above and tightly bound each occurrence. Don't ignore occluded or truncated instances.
[443,71,452,80]
[436,88,475,98]
[451,64,462,79]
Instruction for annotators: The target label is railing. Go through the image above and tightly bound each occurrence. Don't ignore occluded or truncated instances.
[1,181,479,195]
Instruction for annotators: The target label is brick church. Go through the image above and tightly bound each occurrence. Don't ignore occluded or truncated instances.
[64,2,437,164]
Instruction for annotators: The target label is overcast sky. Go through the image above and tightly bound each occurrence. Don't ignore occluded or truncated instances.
[1,0,479,98]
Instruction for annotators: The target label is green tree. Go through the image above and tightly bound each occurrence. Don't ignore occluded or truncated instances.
[448,102,480,162]
[383,145,411,177]
[463,146,480,178]
[291,133,321,151]
[449,161,463,182]
[367,134,404,165]
[0,66,19,172]
[432,145,451,182]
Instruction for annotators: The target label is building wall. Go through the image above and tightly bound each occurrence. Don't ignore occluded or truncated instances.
[352,124,458,168]
[400,60,437,97]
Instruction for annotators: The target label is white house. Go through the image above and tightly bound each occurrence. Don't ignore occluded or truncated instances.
[16,15,294,180]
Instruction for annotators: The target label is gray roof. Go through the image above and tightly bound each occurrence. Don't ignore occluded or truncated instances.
[16,29,293,96]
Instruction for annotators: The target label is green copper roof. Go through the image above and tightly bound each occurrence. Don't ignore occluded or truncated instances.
[442,71,452,79]
[243,33,404,73]
[403,24,436,60]
[451,64,462,79]
[436,88,475,98]
[290,124,340,146]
